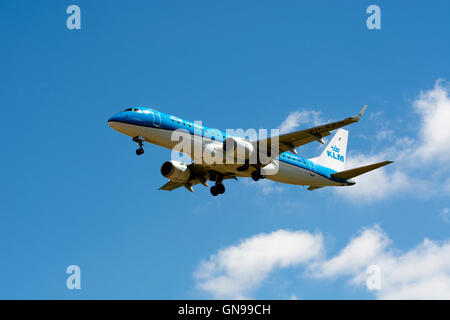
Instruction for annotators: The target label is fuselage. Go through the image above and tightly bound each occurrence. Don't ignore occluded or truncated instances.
[108,107,352,188]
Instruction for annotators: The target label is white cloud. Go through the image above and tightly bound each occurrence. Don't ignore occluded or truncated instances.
[375,130,394,140]
[242,178,285,195]
[195,226,450,299]
[194,230,323,299]
[279,110,322,134]
[334,153,412,202]
[311,226,450,299]
[413,80,450,163]
[311,226,391,278]
[333,80,450,202]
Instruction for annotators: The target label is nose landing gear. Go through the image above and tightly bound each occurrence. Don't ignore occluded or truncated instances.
[133,136,145,156]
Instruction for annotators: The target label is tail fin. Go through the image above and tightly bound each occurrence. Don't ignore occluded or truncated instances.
[310,129,348,172]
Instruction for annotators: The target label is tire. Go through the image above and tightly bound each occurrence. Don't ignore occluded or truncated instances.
[251,170,260,182]
[210,186,219,196]
[216,184,225,194]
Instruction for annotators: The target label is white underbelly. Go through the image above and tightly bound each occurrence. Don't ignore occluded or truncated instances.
[266,161,341,186]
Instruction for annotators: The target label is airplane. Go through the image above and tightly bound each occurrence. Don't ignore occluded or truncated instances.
[108,106,393,196]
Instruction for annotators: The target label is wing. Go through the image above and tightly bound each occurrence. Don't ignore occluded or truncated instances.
[260,106,367,155]
[158,162,237,192]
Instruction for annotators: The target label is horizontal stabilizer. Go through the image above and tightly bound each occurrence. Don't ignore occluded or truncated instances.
[331,161,393,180]
[159,180,184,191]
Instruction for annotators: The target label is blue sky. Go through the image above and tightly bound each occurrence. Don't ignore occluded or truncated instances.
[1,0,450,299]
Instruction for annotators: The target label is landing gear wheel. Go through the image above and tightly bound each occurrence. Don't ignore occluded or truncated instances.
[251,170,261,182]
[133,136,145,156]
[136,148,144,156]
[216,183,225,194]
[210,185,219,196]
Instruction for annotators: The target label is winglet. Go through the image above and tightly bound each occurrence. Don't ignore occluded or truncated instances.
[352,105,367,122]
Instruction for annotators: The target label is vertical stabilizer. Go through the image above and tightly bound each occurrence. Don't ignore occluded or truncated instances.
[310,129,348,172]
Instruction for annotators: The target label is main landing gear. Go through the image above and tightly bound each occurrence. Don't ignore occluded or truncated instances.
[251,168,263,182]
[133,136,145,156]
[210,175,226,197]
[210,183,225,196]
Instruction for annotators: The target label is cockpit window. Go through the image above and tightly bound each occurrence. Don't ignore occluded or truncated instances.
[122,107,142,112]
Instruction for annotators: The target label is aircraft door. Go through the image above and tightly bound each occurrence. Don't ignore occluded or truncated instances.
[153,111,161,127]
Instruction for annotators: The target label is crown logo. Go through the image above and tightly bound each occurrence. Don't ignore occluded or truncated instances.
[331,145,340,153]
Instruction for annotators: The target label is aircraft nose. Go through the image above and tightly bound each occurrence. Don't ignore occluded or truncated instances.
[108,113,124,129]
[108,115,117,123]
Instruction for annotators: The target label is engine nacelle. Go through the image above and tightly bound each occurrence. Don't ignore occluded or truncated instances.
[222,137,255,161]
[160,160,191,183]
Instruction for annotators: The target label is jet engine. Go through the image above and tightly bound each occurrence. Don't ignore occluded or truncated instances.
[160,160,191,183]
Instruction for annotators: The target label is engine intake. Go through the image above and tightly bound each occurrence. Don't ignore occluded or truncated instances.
[160,160,191,183]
